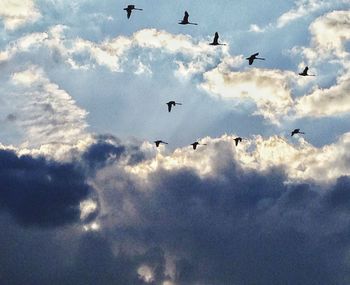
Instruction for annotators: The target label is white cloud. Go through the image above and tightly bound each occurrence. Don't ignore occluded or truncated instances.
[201,63,296,123]
[9,66,90,149]
[292,10,350,117]
[0,0,41,30]
[276,0,331,28]
[295,72,350,117]
[122,133,350,184]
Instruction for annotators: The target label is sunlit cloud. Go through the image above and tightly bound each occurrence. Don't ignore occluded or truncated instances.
[0,0,41,30]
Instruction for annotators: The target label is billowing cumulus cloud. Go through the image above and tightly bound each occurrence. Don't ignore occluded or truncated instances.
[0,0,41,30]
[2,136,350,284]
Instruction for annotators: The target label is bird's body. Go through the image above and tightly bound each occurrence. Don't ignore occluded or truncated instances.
[154,140,168,147]
[179,11,198,25]
[191,142,207,150]
[246,52,265,65]
[124,4,143,19]
[234,137,243,146]
[299,66,315,76]
[166,101,182,112]
[209,32,226,46]
[291,129,305,136]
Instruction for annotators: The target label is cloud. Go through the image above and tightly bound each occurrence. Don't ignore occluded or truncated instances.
[250,0,346,32]
[0,0,41,30]
[76,136,350,284]
[7,66,89,149]
[295,72,350,117]
[0,135,350,283]
[0,148,93,227]
[292,10,350,118]
[201,64,296,123]
[0,27,229,77]
[276,0,331,28]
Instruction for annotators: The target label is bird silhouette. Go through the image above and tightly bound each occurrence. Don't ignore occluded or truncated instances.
[154,140,168,147]
[166,101,182,112]
[209,32,226,46]
[191,141,207,150]
[291,129,305,136]
[124,5,143,19]
[246,52,265,65]
[298,66,315,76]
[179,11,198,25]
[234,137,243,146]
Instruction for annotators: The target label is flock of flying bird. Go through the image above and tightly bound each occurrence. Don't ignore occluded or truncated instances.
[123,5,314,150]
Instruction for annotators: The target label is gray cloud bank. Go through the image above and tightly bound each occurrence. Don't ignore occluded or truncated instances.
[1,136,350,284]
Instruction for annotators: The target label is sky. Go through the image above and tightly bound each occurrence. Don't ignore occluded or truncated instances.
[0,0,350,284]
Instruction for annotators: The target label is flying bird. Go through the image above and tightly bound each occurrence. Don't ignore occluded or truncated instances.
[234,137,243,146]
[179,11,198,25]
[191,141,207,150]
[298,66,315,76]
[154,140,168,147]
[291,129,305,136]
[209,32,226,46]
[124,5,143,19]
[166,101,182,112]
[246,52,265,65]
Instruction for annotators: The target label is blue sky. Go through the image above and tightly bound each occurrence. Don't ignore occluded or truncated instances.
[0,1,350,284]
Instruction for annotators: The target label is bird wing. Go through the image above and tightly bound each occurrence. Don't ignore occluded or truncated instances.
[167,104,172,112]
[249,58,254,65]
[253,52,259,57]
[235,139,238,146]
[303,66,308,74]
[214,32,219,43]
[183,11,189,22]
[127,9,132,18]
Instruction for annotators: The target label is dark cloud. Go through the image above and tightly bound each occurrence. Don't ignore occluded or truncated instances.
[82,135,145,171]
[1,141,350,284]
[0,149,92,227]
